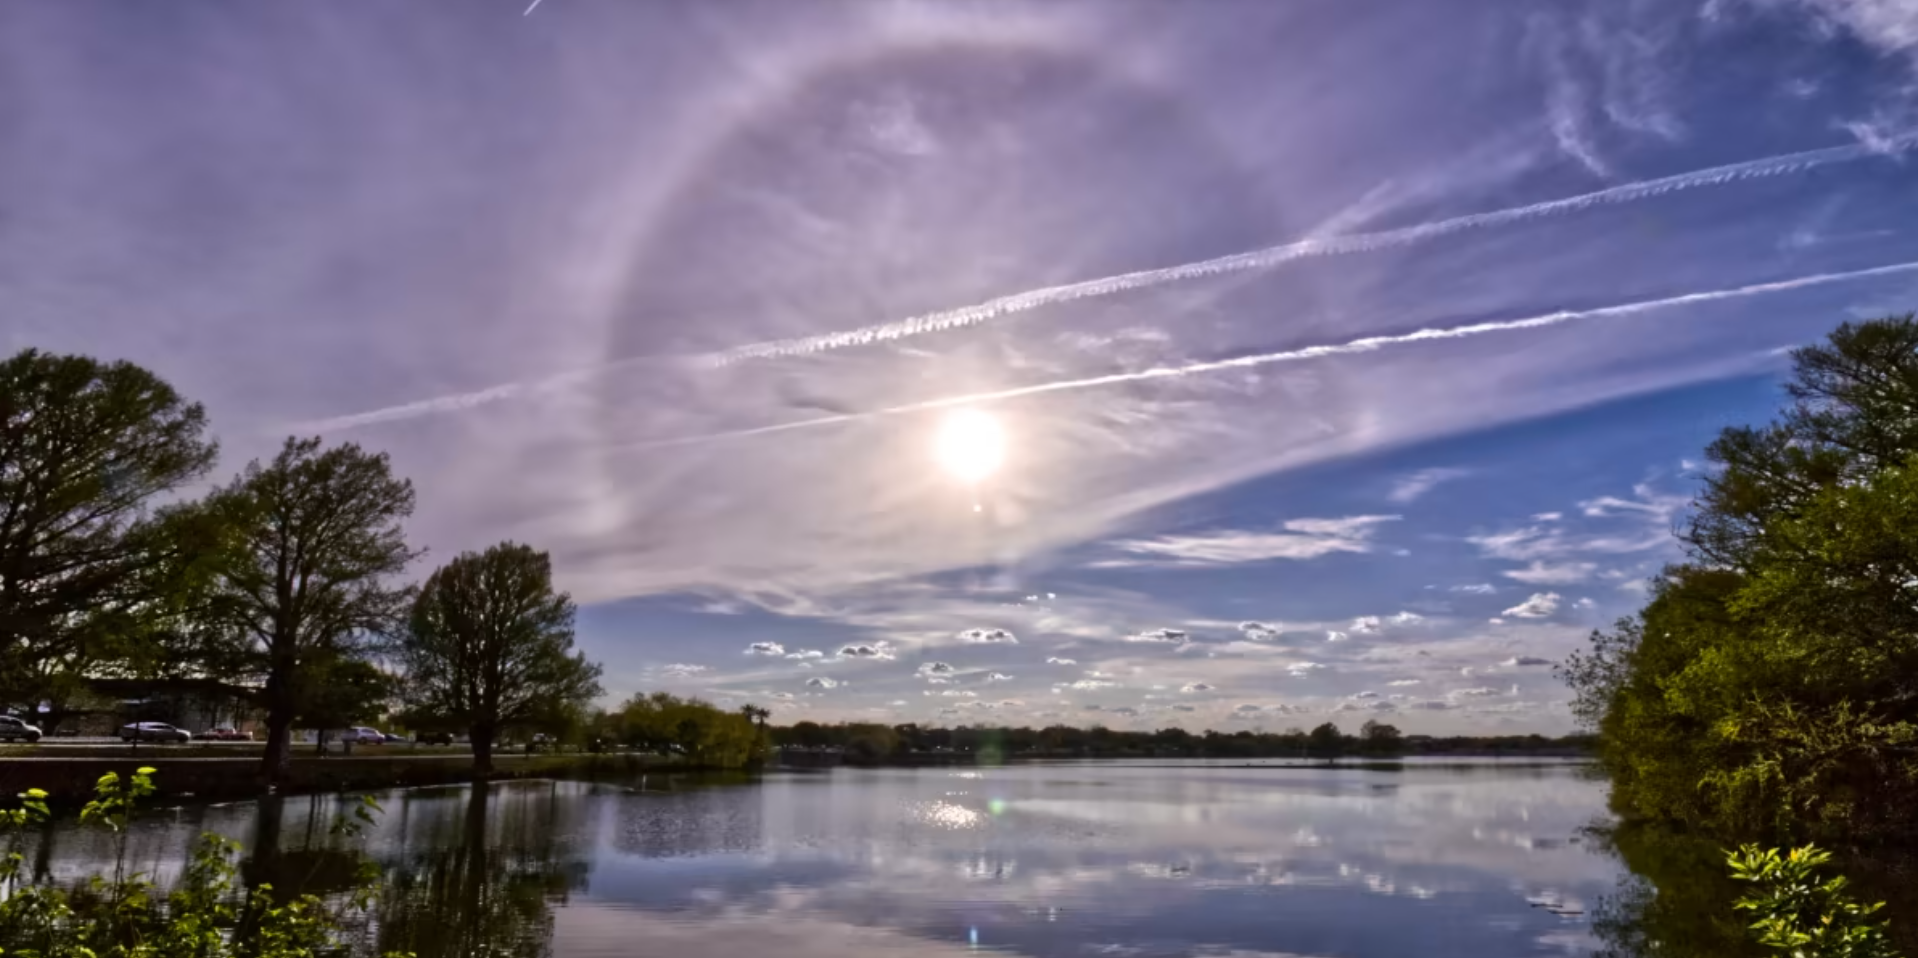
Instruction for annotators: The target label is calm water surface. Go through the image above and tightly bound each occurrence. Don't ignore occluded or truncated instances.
[31,760,1625,957]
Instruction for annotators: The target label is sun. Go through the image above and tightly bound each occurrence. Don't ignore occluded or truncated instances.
[934,408,1005,483]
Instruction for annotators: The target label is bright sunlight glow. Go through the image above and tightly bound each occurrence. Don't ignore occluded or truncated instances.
[935,408,1005,484]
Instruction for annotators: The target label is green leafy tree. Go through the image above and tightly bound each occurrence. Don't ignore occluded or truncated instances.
[202,437,421,786]
[1562,314,1918,840]
[297,655,398,754]
[401,543,603,776]
[0,348,220,727]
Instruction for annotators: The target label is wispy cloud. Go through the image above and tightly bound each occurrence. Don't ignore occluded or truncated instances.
[297,141,1918,435]
[1100,516,1399,568]
[1388,467,1472,503]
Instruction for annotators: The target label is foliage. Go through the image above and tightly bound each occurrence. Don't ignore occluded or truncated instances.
[600,693,764,768]
[0,768,409,957]
[1727,845,1900,958]
[766,720,1591,759]
[400,542,602,776]
[1306,722,1345,759]
[1562,314,1918,841]
[0,348,219,723]
[294,655,398,747]
[1357,719,1404,756]
[201,437,421,784]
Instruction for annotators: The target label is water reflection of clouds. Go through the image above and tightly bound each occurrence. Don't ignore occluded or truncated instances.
[575,765,1621,958]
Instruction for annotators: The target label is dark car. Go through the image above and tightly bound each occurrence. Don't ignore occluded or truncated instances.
[418,731,456,746]
[382,733,407,743]
[119,722,191,744]
[0,716,43,743]
[202,727,252,741]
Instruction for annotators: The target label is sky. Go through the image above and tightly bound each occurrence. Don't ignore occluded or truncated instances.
[6,0,1918,736]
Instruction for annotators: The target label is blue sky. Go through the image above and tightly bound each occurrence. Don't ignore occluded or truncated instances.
[6,0,1918,734]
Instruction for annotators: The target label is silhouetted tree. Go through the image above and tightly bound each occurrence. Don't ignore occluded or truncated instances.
[202,437,420,785]
[401,542,602,776]
[0,349,219,724]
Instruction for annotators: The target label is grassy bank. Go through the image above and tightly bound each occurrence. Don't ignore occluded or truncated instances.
[0,751,706,802]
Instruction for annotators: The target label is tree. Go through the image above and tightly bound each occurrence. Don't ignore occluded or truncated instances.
[1564,314,1918,840]
[1306,722,1345,759]
[202,437,420,785]
[401,542,603,777]
[295,655,396,755]
[0,349,219,721]
[1359,719,1403,756]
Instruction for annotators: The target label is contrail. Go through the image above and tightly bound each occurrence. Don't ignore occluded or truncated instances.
[297,137,1915,434]
[692,135,1915,367]
[632,259,1918,448]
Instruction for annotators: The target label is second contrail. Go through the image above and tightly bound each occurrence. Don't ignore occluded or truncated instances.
[295,136,1914,434]
[632,259,1918,448]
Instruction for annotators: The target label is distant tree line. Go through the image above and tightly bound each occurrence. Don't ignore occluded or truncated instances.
[1561,315,1918,843]
[769,718,1593,762]
[0,348,603,785]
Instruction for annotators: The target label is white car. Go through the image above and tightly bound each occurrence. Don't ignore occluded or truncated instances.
[0,716,43,743]
[344,727,387,744]
[119,721,190,743]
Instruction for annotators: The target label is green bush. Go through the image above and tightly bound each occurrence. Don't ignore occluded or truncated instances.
[0,768,409,957]
[1728,844,1900,958]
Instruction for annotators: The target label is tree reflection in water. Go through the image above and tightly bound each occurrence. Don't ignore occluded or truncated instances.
[365,782,589,958]
[1584,820,1918,958]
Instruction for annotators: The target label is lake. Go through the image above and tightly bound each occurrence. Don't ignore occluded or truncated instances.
[23,759,1638,957]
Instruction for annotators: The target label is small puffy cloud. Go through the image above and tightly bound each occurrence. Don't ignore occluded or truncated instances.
[1106,706,1140,717]
[1238,621,1283,640]
[1288,662,1327,677]
[1172,704,1197,712]
[1045,656,1078,665]
[1180,682,1215,693]
[1128,628,1188,643]
[838,643,895,660]
[1503,656,1553,667]
[985,672,1015,683]
[1450,584,1496,594]
[784,650,825,661]
[1449,687,1502,699]
[1351,616,1382,634]
[657,664,708,678]
[1531,512,1563,521]
[1487,617,1506,625]
[1504,560,1598,584]
[746,642,785,656]
[806,677,842,689]
[916,662,956,679]
[1389,611,1425,625]
[1234,703,1264,713]
[1388,467,1472,503]
[1502,592,1562,618]
[1386,679,1421,687]
[1574,597,1596,609]
[1350,690,1381,699]
[1085,669,1115,679]
[958,628,1018,644]
[1326,630,1349,643]
[1406,700,1454,711]
[937,689,978,698]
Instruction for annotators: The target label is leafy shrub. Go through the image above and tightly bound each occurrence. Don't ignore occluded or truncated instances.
[0,767,409,957]
[1728,844,1900,958]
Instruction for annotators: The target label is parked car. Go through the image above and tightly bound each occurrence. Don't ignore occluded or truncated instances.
[418,731,456,746]
[201,727,252,741]
[381,732,407,743]
[0,716,43,743]
[344,727,386,745]
[120,722,191,743]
